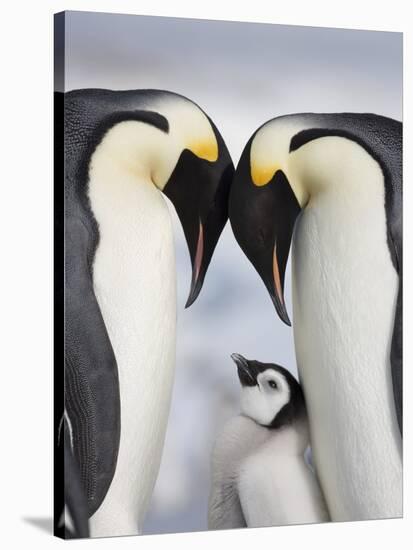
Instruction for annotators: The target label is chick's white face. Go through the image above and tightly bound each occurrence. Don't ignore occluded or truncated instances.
[240,369,291,426]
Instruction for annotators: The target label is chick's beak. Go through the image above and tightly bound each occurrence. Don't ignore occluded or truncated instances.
[231,353,256,386]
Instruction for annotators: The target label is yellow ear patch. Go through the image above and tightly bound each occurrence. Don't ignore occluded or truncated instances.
[188,138,218,162]
[251,161,282,187]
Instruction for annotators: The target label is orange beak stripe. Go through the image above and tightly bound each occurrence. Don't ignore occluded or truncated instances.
[273,243,285,306]
[194,221,204,284]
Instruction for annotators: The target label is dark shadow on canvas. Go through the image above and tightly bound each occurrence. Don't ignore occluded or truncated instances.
[22,517,53,534]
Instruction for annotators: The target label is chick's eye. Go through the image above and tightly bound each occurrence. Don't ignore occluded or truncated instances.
[268,380,278,390]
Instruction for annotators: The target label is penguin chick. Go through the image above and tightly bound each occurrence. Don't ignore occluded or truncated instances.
[208,354,329,530]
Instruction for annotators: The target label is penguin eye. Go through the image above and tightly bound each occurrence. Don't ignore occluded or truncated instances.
[268,380,278,390]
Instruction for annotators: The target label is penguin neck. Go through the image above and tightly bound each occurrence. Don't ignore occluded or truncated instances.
[257,417,310,457]
[289,135,383,208]
[86,119,177,270]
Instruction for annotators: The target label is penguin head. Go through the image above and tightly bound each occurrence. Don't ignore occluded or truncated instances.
[229,113,391,325]
[156,97,234,306]
[231,353,305,429]
[83,90,234,308]
[228,118,307,326]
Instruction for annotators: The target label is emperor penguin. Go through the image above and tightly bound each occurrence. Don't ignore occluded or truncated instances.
[209,353,329,529]
[58,89,233,538]
[228,113,402,521]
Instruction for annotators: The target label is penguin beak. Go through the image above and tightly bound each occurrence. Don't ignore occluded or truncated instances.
[163,130,234,308]
[229,146,301,326]
[231,353,257,386]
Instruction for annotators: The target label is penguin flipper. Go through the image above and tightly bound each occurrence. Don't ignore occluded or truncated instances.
[65,214,121,516]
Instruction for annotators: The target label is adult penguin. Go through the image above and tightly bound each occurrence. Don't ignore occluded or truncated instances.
[229,113,402,521]
[56,89,233,537]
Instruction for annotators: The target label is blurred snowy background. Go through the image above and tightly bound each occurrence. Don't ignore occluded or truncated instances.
[62,11,402,534]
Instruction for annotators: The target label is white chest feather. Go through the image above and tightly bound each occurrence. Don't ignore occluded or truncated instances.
[86,144,177,537]
[291,139,402,520]
[209,416,329,529]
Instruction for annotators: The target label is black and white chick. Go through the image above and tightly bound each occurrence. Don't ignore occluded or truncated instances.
[208,354,329,529]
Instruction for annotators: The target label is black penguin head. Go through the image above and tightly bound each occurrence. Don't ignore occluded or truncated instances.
[230,353,306,429]
[163,116,233,307]
[229,130,302,326]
